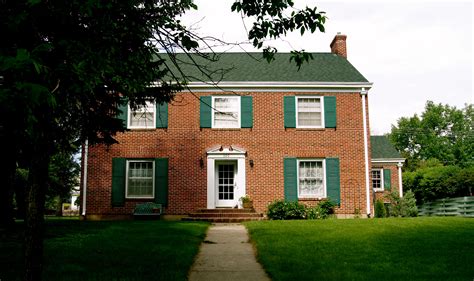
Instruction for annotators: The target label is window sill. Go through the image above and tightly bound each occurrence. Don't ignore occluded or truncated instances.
[295,128,326,131]
[126,197,155,201]
[210,128,242,131]
[374,189,385,193]
[298,197,326,201]
[127,128,157,131]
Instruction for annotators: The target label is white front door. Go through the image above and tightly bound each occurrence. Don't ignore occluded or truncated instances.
[215,161,237,207]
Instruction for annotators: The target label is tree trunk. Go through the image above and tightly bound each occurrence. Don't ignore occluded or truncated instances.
[0,137,17,228]
[24,151,49,281]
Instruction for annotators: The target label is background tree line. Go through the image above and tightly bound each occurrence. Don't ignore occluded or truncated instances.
[389,101,473,203]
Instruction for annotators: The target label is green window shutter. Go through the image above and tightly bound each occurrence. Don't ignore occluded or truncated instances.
[326,158,341,205]
[284,158,298,202]
[284,96,296,128]
[155,158,169,205]
[384,169,391,190]
[111,158,126,207]
[117,98,128,128]
[241,96,253,128]
[156,102,168,128]
[200,96,212,128]
[324,96,337,128]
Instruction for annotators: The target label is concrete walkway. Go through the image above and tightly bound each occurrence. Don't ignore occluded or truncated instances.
[188,224,271,281]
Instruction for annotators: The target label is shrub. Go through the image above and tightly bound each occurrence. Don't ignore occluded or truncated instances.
[404,165,473,203]
[400,190,418,217]
[374,199,387,218]
[267,200,307,220]
[318,200,336,214]
[386,191,418,217]
[307,200,336,220]
[307,205,326,219]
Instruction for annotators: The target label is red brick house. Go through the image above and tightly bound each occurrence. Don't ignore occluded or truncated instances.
[80,34,404,219]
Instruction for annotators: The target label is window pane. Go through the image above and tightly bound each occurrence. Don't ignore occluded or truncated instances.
[297,98,322,127]
[298,98,321,111]
[129,102,154,128]
[127,161,153,197]
[298,161,324,197]
[214,97,239,128]
[371,170,382,189]
[215,97,238,110]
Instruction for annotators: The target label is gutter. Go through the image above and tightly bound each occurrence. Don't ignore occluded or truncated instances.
[81,139,88,217]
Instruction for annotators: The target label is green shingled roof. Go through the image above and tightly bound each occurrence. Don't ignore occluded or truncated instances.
[371,136,402,159]
[165,53,368,83]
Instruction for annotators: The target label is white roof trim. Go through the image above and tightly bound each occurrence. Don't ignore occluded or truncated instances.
[187,81,373,91]
[371,158,406,164]
[152,81,373,92]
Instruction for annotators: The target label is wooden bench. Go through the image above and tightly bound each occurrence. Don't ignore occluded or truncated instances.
[133,202,162,219]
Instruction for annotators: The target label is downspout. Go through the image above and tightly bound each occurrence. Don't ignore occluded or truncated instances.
[361,89,371,217]
[81,139,88,217]
[398,162,403,197]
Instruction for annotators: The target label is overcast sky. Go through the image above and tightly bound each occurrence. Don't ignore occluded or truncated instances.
[181,0,473,134]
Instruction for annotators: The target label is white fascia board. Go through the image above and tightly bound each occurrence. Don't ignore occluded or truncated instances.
[371,158,406,164]
[151,81,373,92]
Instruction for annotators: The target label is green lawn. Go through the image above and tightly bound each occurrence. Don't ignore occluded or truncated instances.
[245,217,474,281]
[0,219,209,281]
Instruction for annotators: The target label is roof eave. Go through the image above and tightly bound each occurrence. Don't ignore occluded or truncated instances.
[371,158,406,164]
[167,81,373,92]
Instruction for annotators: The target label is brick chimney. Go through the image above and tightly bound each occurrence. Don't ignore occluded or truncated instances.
[330,32,347,58]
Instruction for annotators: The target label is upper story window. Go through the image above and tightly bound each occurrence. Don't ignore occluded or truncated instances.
[284,96,335,129]
[298,159,326,198]
[128,101,155,129]
[126,160,154,199]
[212,96,241,128]
[296,97,324,128]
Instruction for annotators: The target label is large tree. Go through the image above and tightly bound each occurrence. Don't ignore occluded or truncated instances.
[390,101,474,171]
[0,1,327,280]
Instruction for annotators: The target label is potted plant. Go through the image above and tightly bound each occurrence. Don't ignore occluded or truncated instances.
[240,195,253,209]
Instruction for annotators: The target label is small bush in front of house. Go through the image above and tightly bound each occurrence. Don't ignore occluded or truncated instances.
[400,190,418,217]
[318,200,336,215]
[386,190,418,217]
[307,205,326,219]
[267,200,307,220]
[308,200,336,219]
[374,199,387,218]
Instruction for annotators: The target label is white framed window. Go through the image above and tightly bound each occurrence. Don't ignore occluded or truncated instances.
[371,169,384,191]
[126,160,154,199]
[296,96,324,128]
[297,159,326,198]
[128,101,155,129]
[212,96,240,128]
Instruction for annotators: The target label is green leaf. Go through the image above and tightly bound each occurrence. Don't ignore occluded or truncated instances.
[16,49,29,61]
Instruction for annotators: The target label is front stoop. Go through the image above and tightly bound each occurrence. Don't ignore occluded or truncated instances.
[182,208,265,222]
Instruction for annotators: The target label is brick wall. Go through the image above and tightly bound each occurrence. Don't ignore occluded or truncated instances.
[83,91,372,217]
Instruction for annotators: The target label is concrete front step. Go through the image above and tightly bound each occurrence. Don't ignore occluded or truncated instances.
[189,212,263,218]
[182,217,265,223]
[182,208,266,222]
[195,208,256,213]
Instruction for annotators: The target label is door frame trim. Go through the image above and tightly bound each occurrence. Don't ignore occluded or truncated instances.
[215,161,237,207]
[206,146,246,209]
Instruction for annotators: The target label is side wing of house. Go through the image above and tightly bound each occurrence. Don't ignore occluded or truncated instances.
[370,136,405,203]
